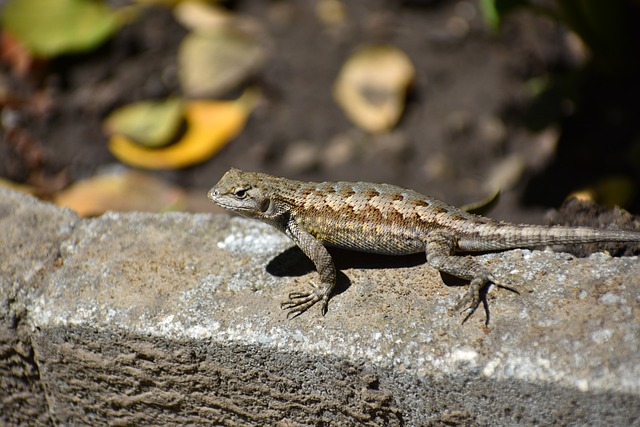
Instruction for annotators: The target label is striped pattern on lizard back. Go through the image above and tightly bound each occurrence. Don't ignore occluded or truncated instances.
[266,179,490,255]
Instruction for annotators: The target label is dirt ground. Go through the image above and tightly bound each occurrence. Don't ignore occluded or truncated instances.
[2,0,639,223]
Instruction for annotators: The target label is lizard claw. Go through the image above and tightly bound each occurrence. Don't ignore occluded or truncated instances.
[449,291,480,317]
[449,275,518,324]
[448,276,485,318]
[281,283,330,318]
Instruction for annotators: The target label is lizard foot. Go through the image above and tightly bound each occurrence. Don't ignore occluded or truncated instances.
[448,275,519,324]
[448,276,486,318]
[281,283,330,319]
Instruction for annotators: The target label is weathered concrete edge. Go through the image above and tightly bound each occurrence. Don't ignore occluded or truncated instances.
[2,187,640,425]
[0,187,79,426]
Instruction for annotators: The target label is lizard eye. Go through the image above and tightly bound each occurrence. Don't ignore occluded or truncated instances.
[234,188,248,199]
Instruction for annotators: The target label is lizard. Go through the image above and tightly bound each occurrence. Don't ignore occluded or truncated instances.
[208,168,640,319]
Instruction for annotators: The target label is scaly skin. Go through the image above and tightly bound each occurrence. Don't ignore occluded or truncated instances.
[208,168,640,319]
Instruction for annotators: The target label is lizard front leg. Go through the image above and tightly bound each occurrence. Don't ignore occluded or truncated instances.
[425,231,495,317]
[280,219,337,318]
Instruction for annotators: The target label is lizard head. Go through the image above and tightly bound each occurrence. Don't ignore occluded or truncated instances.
[208,168,276,219]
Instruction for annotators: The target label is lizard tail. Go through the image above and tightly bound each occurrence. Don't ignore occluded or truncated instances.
[458,223,640,252]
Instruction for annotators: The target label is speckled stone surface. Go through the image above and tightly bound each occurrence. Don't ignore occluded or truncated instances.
[1,187,639,425]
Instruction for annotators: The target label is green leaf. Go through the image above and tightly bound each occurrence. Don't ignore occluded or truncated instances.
[460,189,501,216]
[2,0,120,57]
[479,0,531,32]
[479,0,500,32]
[104,98,185,148]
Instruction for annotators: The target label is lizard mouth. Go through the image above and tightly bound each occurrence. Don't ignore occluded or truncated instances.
[207,188,221,201]
[208,189,256,215]
[207,189,231,209]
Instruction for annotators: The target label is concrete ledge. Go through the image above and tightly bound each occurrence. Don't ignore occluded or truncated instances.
[1,187,639,425]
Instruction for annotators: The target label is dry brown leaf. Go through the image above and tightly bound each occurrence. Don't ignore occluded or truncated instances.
[178,28,266,97]
[54,169,185,217]
[334,44,415,134]
[0,31,41,77]
[174,1,233,32]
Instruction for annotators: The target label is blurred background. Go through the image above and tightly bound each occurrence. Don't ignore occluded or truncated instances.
[1,0,640,222]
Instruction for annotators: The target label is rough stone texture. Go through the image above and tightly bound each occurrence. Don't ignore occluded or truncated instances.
[1,187,639,425]
[0,188,78,427]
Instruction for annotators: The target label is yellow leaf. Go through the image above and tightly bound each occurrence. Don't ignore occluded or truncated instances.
[54,169,185,217]
[0,178,36,195]
[569,176,635,208]
[108,89,258,169]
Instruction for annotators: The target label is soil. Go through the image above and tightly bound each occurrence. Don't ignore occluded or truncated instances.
[2,0,639,223]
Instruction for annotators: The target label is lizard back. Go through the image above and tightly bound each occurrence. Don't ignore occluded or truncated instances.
[261,175,485,255]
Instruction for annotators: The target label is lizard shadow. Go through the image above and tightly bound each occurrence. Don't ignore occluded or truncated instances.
[266,246,427,299]
[267,246,500,323]
[267,245,427,274]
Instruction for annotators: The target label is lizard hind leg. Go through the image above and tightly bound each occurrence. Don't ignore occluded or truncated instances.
[425,231,493,318]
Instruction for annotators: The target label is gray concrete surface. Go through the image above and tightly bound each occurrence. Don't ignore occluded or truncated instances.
[1,186,639,426]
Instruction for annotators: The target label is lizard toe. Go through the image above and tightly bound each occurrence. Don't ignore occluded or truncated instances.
[281,287,325,318]
[449,276,486,318]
